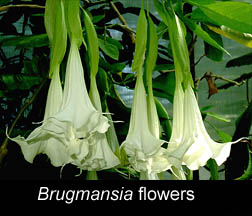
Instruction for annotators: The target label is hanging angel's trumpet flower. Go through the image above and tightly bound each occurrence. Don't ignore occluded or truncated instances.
[43,40,111,168]
[121,8,172,179]
[168,83,245,170]
[8,0,70,166]
[121,67,172,178]
[8,69,71,166]
[164,7,246,171]
[39,0,119,171]
[79,9,120,172]
[10,0,120,172]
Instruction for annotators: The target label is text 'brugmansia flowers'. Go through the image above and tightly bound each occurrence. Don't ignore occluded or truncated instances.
[121,8,173,180]
[9,0,120,173]
[163,5,246,171]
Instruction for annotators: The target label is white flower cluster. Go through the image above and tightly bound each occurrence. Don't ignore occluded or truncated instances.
[9,0,246,180]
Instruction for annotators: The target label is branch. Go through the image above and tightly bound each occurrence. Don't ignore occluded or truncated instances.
[213,74,244,86]
[109,1,135,44]
[195,72,247,90]
[83,0,108,8]
[98,23,135,35]
[0,76,48,166]
[217,72,252,90]
[0,4,45,12]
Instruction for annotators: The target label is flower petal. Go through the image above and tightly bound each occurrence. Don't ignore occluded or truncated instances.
[169,85,246,170]
[77,132,120,171]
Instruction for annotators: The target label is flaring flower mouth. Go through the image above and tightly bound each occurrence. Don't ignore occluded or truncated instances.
[167,84,246,170]
[121,68,173,176]
[9,41,119,170]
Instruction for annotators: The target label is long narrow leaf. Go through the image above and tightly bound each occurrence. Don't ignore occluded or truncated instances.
[178,14,230,56]
[132,8,147,72]
[83,9,99,77]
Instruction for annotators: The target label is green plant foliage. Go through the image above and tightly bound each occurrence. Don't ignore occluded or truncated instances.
[178,13,229,56]
[0,34,49,48]
[0,0,251,180]
[226,52,252,68]
[185,0,252,34]
[201,24,224,62]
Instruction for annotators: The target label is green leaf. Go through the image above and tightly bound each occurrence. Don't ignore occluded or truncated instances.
[47,0,67,78]
[178,14,229,56]
[153,72,175,103]
[154,97,172,141]
[200,105,214,112]
[206,120,232,142]
[236,145,252,180]
[185,0,216,5]
[225,101,252,179]
[92,14,105,23]
[110,63,126,74]
[98,38,119,60]
[154,64,174,72]
[226,52,252,68]
[206,159,219,180]
[44,0,58,43]
[96,67,109,97]
[132,8,147,72]
[233,101,252,139]
[145,15,158,90]
[0,74,42,90]
[185,1,252,34]
[216,129,232,143]
[83,9,99,77]
[208,25,252,48]
[0,91,5,97]
[157,21,169,39]
[0,34,49,48]
[23,56,41,75]
[163,6,193,87]
[64,0,83,46]
[202,24,223,62]
[104,37,123,50]
[191,8,218,25]
[204,111,231,123]
[0,0,11,6]
[153,0,169,26]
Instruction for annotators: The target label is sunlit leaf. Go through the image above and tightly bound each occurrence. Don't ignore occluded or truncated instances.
[185,0,252,34]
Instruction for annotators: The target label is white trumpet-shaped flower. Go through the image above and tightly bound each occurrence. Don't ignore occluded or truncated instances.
[168,83,245,170]
[161,9,246,172]
[43,41,118,170]
[10,0,119,172]
[10,40,118,170]
[78,76,120,171]
[121,68,172,177]
[9,69,73,166]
